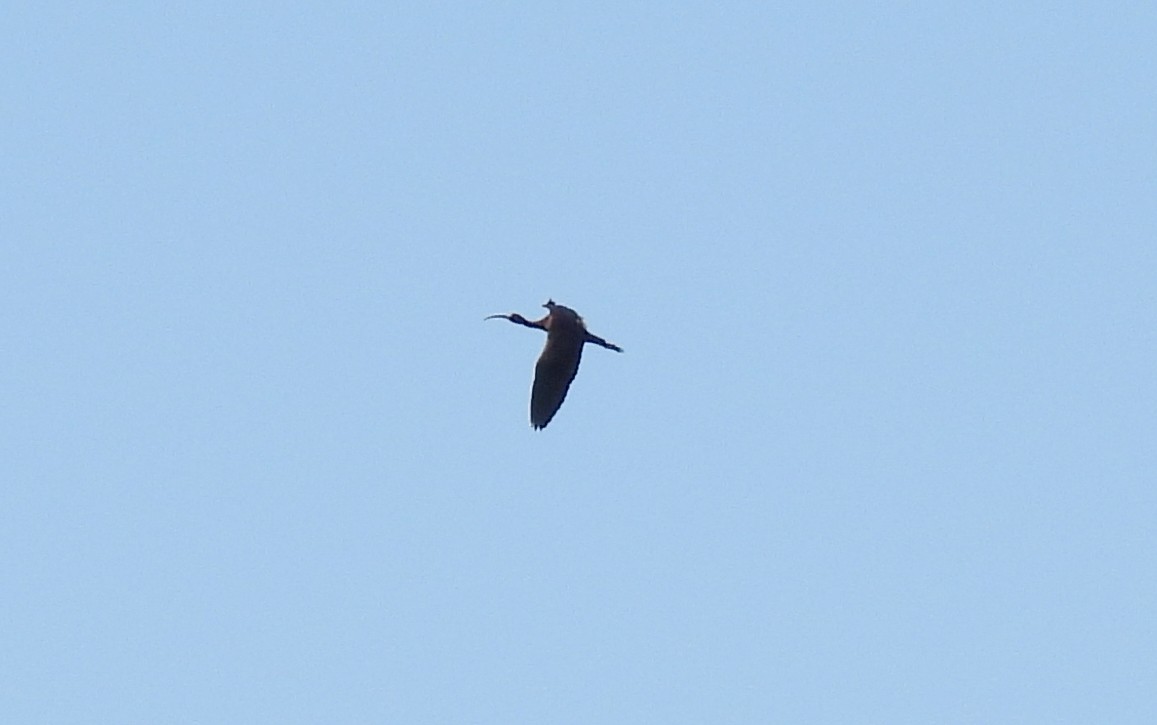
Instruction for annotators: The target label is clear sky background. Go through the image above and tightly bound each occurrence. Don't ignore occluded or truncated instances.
[3,2,1155,722]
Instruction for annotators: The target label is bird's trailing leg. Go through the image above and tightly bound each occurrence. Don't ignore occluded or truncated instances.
[584,330,623,352]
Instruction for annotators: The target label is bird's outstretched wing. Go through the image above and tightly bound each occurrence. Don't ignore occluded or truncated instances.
[530,337,584,429]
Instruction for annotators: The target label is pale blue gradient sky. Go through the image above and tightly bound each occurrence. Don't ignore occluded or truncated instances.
[3,3,1155,722]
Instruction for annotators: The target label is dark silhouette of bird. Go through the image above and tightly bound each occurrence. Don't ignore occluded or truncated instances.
[486,299,623,429]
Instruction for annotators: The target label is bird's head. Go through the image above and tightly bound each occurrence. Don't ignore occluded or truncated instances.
[485,313,526,324]
[542,299,557,310]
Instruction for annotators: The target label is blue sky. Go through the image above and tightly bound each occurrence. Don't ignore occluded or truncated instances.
[3,2,1155,722]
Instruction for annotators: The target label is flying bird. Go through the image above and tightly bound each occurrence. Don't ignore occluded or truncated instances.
[486,299,623,429]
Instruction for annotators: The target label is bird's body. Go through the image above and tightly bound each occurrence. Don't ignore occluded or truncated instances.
[487,300,622,429]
